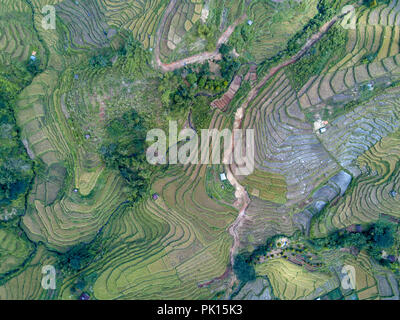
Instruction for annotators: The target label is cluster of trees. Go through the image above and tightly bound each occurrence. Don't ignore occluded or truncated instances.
[89,49,113,68]
[158,63,227,110]
[27,55,42,75]
[158,70,214,128]
[233,253,256,283]
[100,109,156,201]
[197,24,217,52]
[157,59,236,128]
[58,240,104,277]
[158,71,196,112]
[190,95,212,130]
[118,36,153,77]
[287,24,347,90]
[58,243,92,273]
[313,220,397,264]
[282,0,337,55]
[227,22,253,53]
[233,235,286,284]
[90,35,152,77]
[257,0,348,75]
[0,62,35,206]
[218,44,241,81]
[186,71,228,92]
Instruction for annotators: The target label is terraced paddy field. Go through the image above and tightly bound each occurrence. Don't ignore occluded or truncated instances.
[312,128,400,236]
[255,258,336,300]
[2,0,400,301]
[0,245,58,299]
[98,0,167,50]
[54,163,237,299]
[330,0,400,73]
[341,251,399,300]
[241,168,287,204]
[236,0,319,63]
[155,0,248,64]
[0,0,242,300]
[0,6,45,63]
[0,227,34,275]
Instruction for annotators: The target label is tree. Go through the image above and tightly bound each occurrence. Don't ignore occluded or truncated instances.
[198,24,211,38]
[27,56,41,75]
[186,72,197,86]
[219,44,232,56]
[233,253,256,283]
[368,221,395,249]
[198,76,207,88]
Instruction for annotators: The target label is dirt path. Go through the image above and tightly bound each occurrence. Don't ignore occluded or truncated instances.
[225,106,251,268]
[154,0,247,72]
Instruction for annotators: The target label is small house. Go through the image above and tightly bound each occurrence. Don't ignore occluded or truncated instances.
[79,292,90,300]
[346,224,363,233]
[220,173,227,181]
[30,51,37,61]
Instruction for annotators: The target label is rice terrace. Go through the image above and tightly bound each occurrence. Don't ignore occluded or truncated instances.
[0,0,400,304]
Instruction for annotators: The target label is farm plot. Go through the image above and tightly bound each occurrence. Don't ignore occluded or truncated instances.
[312,128,400,235]
[241,169,287,204]
[97,0,167,49]
[204,165,236,204]
[229,70,344,252]
[235,0,318,63]
[0,1,45,63]
[56,0,112,50]
[255,258,334,300]
[9,7,130,252]
[317,88,400,177]
[16,69,123,252]
[244,71,339,206]
[65,164,237,300]
[158,0,247,63]
[55,105,237,299]
[332,1,400,72]
[9,0,237,300]
[237,197,295,251]
[340,252,384,300]
[159,0,203,61]
[0,228,34,275]
[0,245,57,300]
